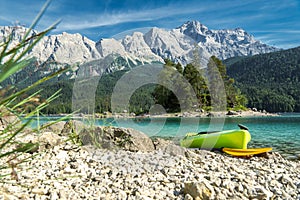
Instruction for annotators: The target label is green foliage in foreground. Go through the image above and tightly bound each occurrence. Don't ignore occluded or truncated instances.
[0,1,67,180]
[226,46,300,112]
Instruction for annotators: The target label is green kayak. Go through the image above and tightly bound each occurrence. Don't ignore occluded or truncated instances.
[180,125,251,149]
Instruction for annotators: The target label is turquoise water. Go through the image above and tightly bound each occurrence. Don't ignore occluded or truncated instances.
[33,114,300,159]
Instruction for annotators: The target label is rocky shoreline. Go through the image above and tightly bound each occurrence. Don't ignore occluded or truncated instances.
[70,108,279,119]
[0,120,299,199]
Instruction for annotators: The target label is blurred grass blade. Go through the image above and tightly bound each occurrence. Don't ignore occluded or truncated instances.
[0,34,13,64]
[37,114,71,132]
[0,0,69,179]
[14,23,60,63]
[0,67,68,106]
[23,0,52,40]
[0,119,31,154]
[4,0,52,64]
[25,89,62,119]
[0,59,32,83]
[11,90,42,110]
[15,142,39,153]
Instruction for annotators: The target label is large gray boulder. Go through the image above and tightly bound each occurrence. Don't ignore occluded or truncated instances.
[226,110,239,116]
[60,120,86,136]
[184,181,215,200]
[152,138,186,157]
[42,121,66,134]
[0,112,19,131]
[37,132,64,150]
[80,126,155,152]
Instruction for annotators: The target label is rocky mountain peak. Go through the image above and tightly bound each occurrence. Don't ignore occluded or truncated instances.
[0,26,36,41]
[122,32,163,62]
[31,31,100,64]
[178,20,209,35]
[96,38,126,58]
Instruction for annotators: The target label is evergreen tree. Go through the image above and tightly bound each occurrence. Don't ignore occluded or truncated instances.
[183,63,209,108]
[208,56,247,110]
[154,64,181,112]
[154,60,197,112]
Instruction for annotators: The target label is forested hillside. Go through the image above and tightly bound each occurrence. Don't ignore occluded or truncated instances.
[22,56,245,114]
[226,46,300,112]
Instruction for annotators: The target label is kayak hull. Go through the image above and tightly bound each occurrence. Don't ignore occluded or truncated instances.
[180,129,251,149]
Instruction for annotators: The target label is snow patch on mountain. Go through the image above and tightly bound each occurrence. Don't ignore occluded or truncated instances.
[122,32,163,63]
[32,32,101,64]
[96,38,126,58]
[143,27,195,64]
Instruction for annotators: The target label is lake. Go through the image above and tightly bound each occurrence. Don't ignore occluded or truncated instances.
[34,114,300,160]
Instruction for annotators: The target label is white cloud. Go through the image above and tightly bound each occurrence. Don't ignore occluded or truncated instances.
[0,1,59,30]
[55,0,260,32]
[56,5,208,31]
[255,31,300,49]
[0,16,11,24]
[259,0,298,11]
[253,30,300,34]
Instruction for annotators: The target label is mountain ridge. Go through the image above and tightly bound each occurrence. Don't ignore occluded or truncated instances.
[0,20,279,67]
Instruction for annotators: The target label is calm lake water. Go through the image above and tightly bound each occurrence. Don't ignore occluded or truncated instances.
[34,114,300,160]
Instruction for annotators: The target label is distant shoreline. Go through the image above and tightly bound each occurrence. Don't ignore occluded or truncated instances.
[49,109,279,119]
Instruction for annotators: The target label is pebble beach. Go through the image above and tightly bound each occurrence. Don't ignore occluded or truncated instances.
[0,126,299,200]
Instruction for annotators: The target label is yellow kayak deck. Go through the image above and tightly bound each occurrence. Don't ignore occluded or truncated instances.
[222,147,272,156]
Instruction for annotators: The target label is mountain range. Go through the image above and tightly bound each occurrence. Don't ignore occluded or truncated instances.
[2,20,299,113]
[0,20,278,68]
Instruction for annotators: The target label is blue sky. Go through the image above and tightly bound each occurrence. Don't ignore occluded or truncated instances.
[0,0,299,49]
